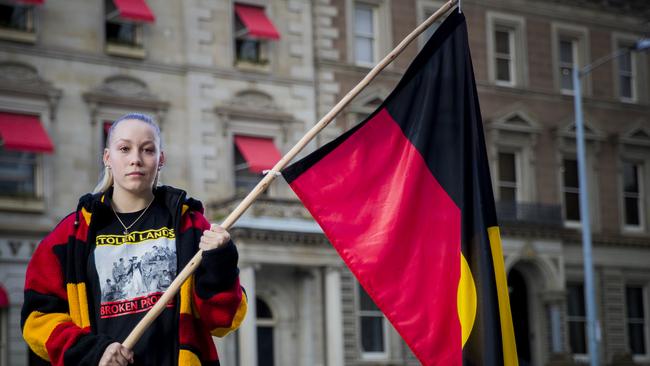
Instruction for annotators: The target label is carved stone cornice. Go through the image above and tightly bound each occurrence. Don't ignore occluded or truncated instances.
[500,222,650,249]
[539,0,650,19]
[215,89,299,132]
[0,61,62,116]
[83,75,169,120]
[230,227,329,247]
[208,196,313,221]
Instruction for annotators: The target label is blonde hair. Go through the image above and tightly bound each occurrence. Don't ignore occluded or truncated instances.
[93,113,163,193]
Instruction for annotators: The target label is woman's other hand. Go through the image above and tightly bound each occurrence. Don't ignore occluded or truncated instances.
[199,224,231,251]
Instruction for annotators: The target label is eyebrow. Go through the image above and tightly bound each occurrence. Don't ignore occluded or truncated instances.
[114,138,156,145]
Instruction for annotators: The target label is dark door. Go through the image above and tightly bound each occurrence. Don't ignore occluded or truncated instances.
[508,268,531,366]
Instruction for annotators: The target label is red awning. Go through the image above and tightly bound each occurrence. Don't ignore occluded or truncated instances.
[0,112,54,153]
[16,0,45,4]
[234,135,282,173]
[234,4,280,40]
[112,0,155,23]
[0,284,8,308]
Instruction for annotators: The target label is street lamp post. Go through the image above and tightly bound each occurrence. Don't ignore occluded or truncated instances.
[572,38,650,366]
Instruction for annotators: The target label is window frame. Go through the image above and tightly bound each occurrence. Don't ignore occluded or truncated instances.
[561,157,582,227]
[625,284,649,359]
[613,33,643,103]
[232,3,273,69]
[497,150,521,203]
[0,149,39,198]
[356,283,389,360]
[346,0,391,68]
[486,12,527,88]
[103,0,146,59]
[0,3,36,43]
[494,27,515,85]
[232,135,272,198]
[566,282,588,359]
[486,111,541,208]
[551,23,589,96]
[559,38,578,94]
[618,130,650,234]
[0,107,49,213]
[352,1,378,67]
[621,161,645,232]
[416,0,444,49]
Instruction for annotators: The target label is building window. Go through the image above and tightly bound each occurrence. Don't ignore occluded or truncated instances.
[494,27,515,85]
[106,19,142,48]
[103,0,155,58]
[235,35,267,65]
[617,41,638,102]
[498,152,518,202]
[233,4,280,67]
[486,13,526,88]
[619,48,634,100]
[105,0,143,48]
[559,38,578,93]
[234,142,263,196]
[354,2,377,66]
[626,285,647,355]
[563,158,581,223]
[0,2,36,43]
[358,285,387,358]
[623,162,643,229]
[257,297,275,366]
[567,283,587,355]
[233,135,282,197]
[234,14,267,65]
[0,149,37,199]
[417,2,443,48]
[0,3,33,32]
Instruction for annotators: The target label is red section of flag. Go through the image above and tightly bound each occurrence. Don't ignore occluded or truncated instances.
[234,4,281,40]
[234,135,282,173]
[289,109,462,365]
[112,0,155,23]
[0,284,8,308]
[0,112,54,153]
[16,0,45,4]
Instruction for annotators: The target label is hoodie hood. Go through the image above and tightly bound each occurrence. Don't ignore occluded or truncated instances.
[73,185,204,229]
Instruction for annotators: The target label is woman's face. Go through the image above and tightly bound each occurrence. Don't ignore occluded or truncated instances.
[103,119,164,197]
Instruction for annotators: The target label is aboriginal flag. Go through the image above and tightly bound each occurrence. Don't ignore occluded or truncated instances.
[282,10,517,366]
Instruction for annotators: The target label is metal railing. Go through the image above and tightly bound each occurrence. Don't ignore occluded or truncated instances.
[495,201,563,226]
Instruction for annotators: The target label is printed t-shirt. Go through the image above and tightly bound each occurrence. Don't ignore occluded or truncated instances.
[88,198,178,365]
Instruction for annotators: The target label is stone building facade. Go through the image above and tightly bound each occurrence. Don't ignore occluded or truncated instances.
[0,0,649,365]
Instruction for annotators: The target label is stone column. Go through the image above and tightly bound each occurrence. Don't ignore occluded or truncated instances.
[299,269,316,365]
[543,290,576,366]
[238,265,257,366]
[325,267,344,366]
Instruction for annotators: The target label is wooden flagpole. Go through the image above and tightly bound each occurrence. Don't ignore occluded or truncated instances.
[123,0,457,349]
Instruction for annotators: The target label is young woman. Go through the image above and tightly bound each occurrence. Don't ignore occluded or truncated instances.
[22,113,247,366]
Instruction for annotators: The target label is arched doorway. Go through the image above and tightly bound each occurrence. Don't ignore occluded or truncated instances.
[508,268,531,366]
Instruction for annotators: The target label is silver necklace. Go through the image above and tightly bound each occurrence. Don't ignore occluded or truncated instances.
[110,198,154,235]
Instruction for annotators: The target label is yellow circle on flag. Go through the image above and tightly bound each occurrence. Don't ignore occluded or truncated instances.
[458,253,477,347]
